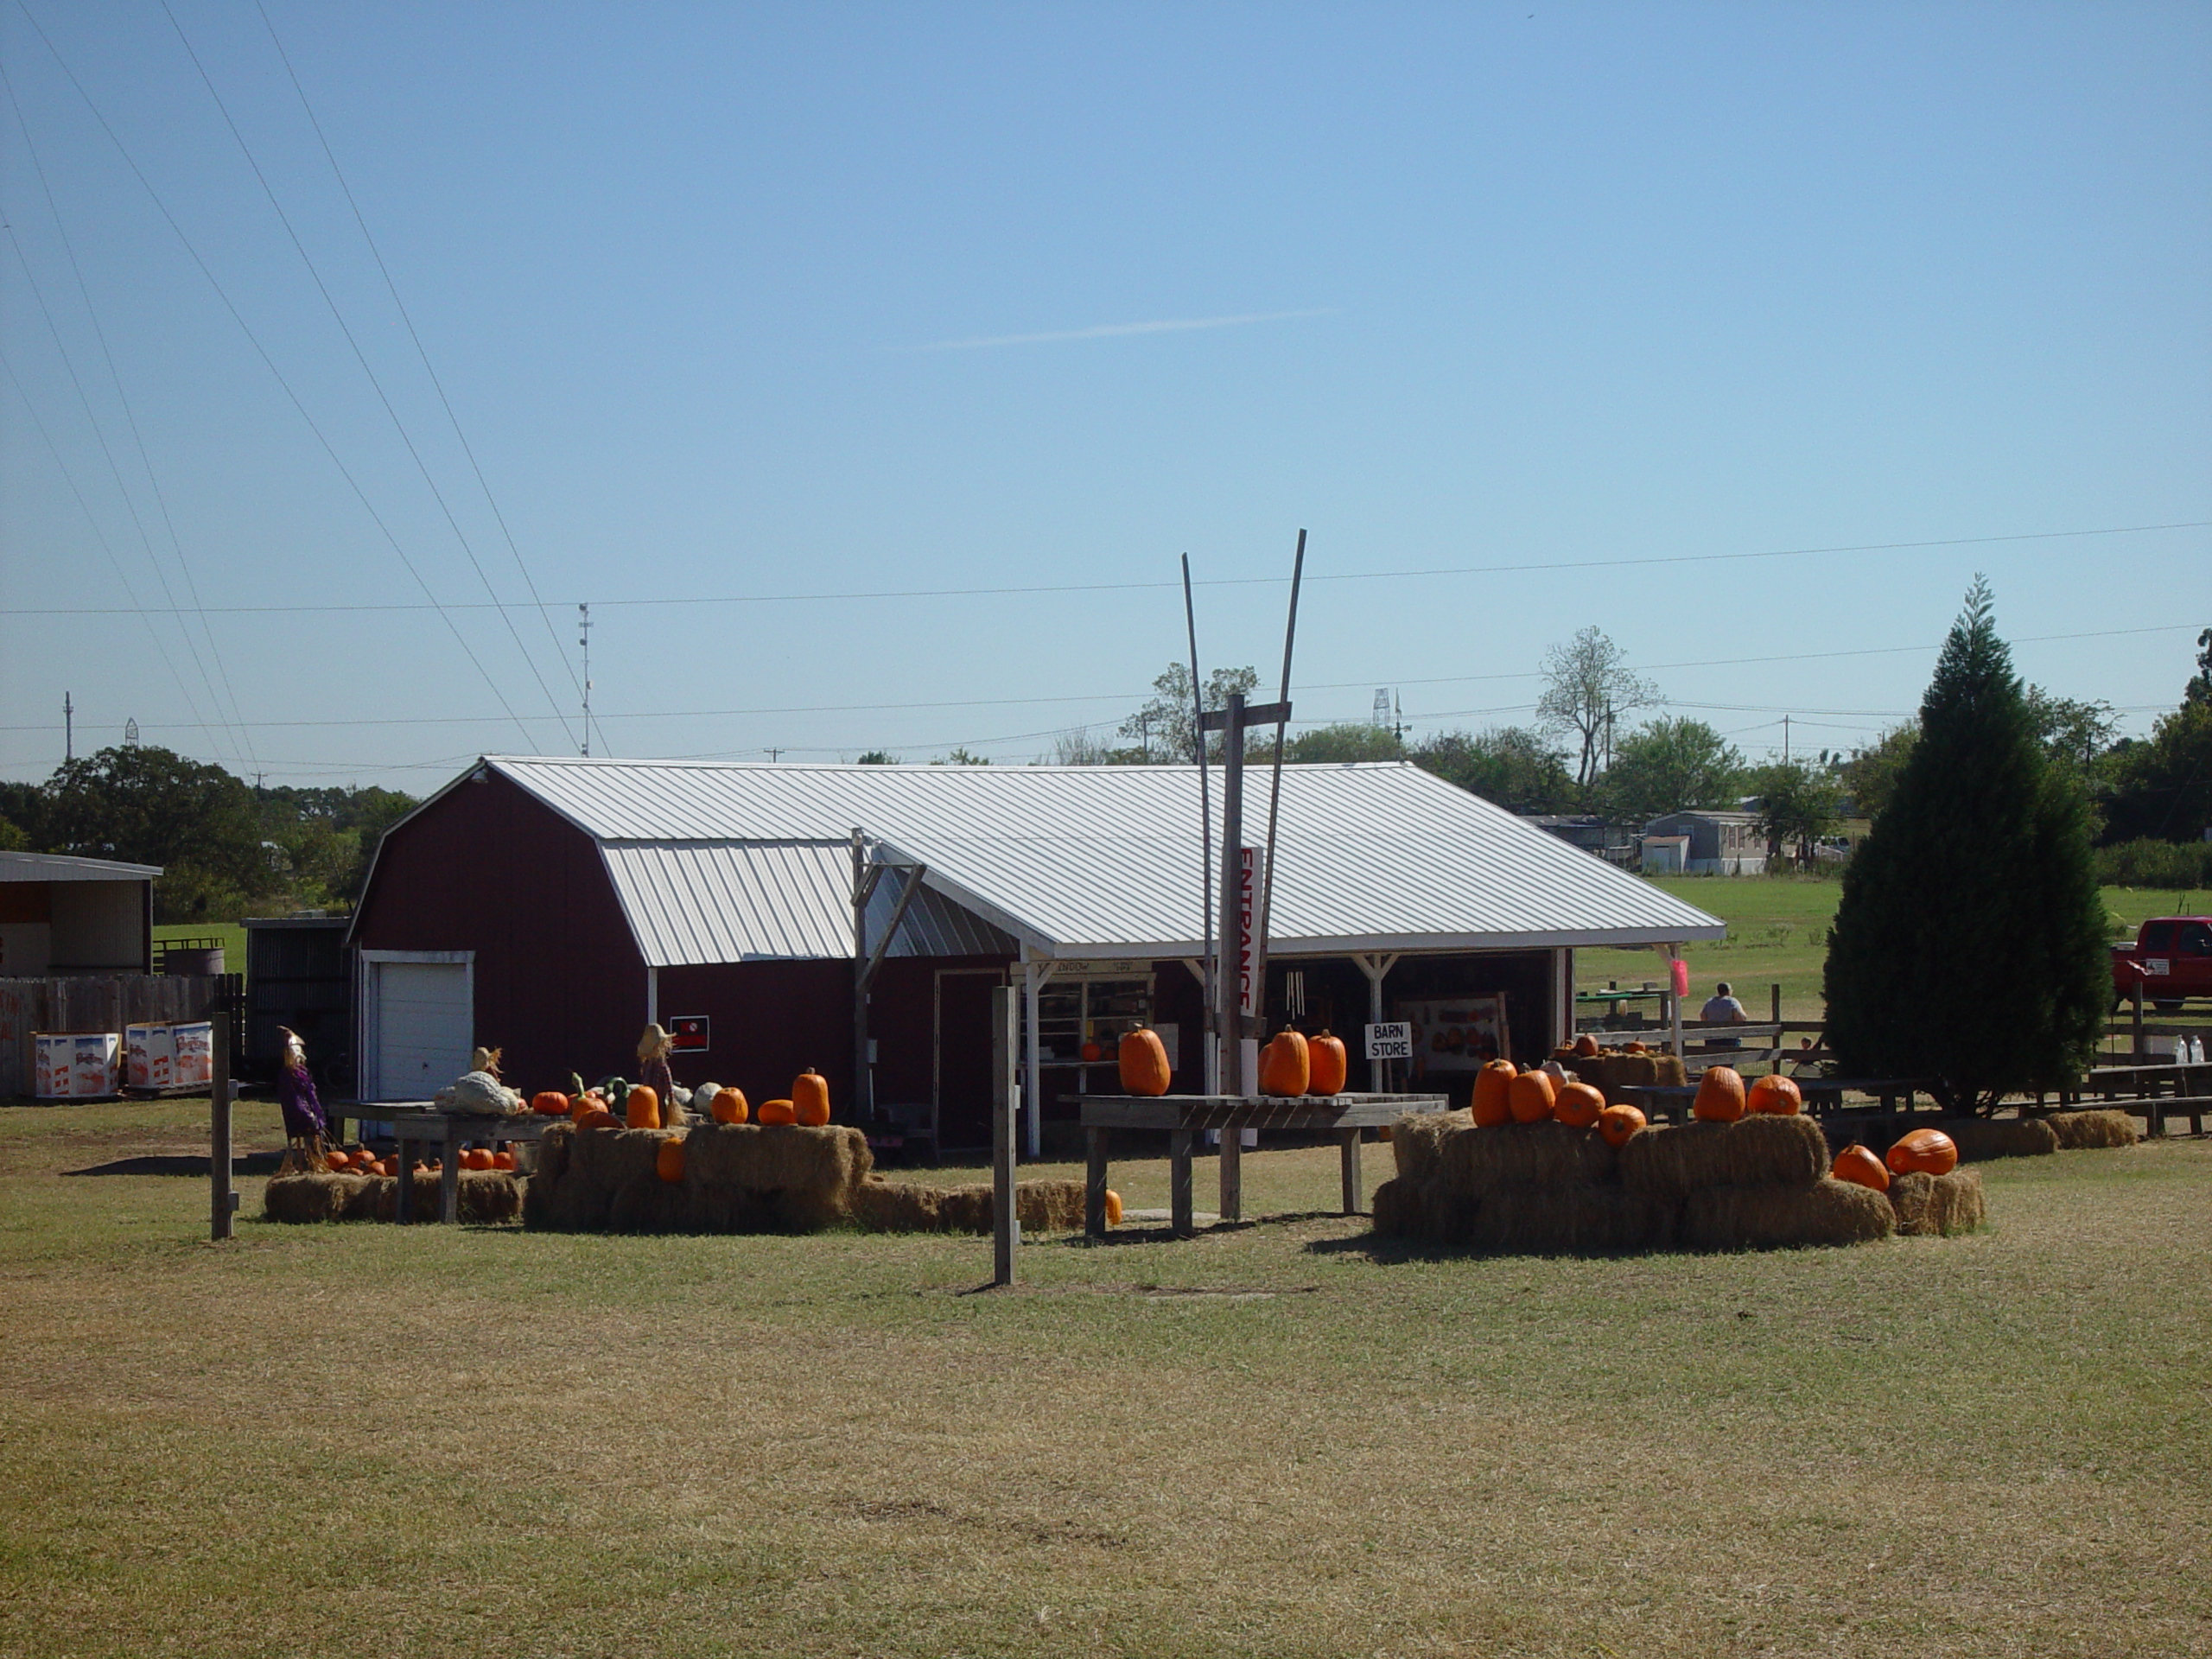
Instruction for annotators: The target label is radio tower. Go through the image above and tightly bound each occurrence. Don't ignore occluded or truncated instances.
[577,604,593,756]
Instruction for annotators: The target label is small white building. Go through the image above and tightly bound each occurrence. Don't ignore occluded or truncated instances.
[1642,810,1767,876]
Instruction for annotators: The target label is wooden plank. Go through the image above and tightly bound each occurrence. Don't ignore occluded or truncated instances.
[209,1007,233,1243]
[1169,1130,1193,1237]
[440,1154,461,1224]
[1338,1129,1362,1216]
[1084,1128,1108,1240]
[991,984,1016,1287]
[1219,1125,1241,1224]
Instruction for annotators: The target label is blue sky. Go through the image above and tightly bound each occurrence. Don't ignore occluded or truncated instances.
[3,1,2207,789]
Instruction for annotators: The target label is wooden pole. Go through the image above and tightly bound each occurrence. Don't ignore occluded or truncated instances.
[2132,980,2145,1062]
[209,1005,233,1243]
[851,828,870,1124]
[1182,555,1215,1083]
[1216,693,1248,1224]
[990,984,1017,1286]
[1770,982,1782,1025]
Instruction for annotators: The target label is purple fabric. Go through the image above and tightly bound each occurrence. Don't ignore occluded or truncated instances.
[278,1062,327,1140]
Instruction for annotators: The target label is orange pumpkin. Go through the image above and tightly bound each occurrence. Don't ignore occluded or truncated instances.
[1080,1041,1103,1063]
[1507,1069,1556,1124]
[575,1107,618,1131]
[570,1092,601,1123]
[712,1086,750,1124]
[1693,1066,1747,1123]
[791,1070,831,1127]
[1553,1079,1605,1129]
[1597,1103,1647,1148]
[1302,1030,1349,1096]
[1625,1039,1648,1053]
[325,1149,352,1171]
[1572,1032,1600,1058]
[1471,1059,1518,1127]
[656,1135,686,1183]
[1886,1128,1958,1176]
[1831,1143,1891,1192]
[1118,1027,1172,1096]
[531,1090,569,1116]
[1103,1189,1123,1225]
[626,1084,662,1130]
[1747,1074,1802,1116]
[757,1098,798,1126]
[492,1149,517,1172]
[1259,1031,1310,1097]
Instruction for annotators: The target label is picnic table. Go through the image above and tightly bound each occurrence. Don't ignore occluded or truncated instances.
[2078,1062,2212,1136]
[1074,1092,1450,1239]
[343,1103,548,1224]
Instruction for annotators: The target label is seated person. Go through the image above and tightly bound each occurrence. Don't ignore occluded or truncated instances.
[1700,981,1748,1047]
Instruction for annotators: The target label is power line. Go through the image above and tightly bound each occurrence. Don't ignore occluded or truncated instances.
[156,0,575,751]
[10,0,540,749]
[9,520,2207,620]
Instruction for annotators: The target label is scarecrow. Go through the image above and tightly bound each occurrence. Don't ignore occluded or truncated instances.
[275,1025,330,1173]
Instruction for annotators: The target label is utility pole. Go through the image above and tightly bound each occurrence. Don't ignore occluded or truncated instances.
[1783,715,1790,766]
[766,747,783,762]
[64,692,73,762]
[576,604,592,756]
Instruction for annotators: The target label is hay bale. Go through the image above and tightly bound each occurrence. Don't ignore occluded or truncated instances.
[533,1122,572,1184]
[1681,1178,1895,1250]
[569,1125,667,1188]
[262,1172,357,1223]
[607,1176,690,1233]
[456,1170,521,1224]
[1370,1177,1418,1239]
[1571,1052,1687,1094]
[1389,1109,1469,1182]
[680,1122,872,1199]
[1888,1167,1986,1236]
[2045,1109,2138,1150]
[1441,1119,1618,1196]
[1370,1177,1466,1247]
[1464,1185,1675,1255]
[1618,1114,1827,1197]
[937,1184,995,1233]
[1936,1116,2059,1161]
[852,1179,948,1232]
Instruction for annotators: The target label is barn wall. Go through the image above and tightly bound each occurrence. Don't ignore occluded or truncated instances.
[353,770,645,1093]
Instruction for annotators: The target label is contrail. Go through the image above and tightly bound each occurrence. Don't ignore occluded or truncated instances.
[900,307,1334,352]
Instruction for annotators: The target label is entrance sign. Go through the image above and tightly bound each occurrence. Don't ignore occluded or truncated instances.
[1365,1021,1413,1061]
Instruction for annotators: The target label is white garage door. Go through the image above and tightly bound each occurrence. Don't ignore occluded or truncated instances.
[371,960,473,1102]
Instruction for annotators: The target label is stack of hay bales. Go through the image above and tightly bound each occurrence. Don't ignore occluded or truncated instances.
[262,1169,520,1224]
[1566,1049,1688,1094]
[1373,1110,1894,1255]
[1888,1167,1986,1236]
[2044,1109,2138,1149]
[521,1121,872,1234]
[850,1177,1088,1235]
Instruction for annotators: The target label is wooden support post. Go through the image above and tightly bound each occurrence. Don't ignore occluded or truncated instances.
[991,984,1018,1286]
[396,1128,415,1224]
[1084,1128,1108,1240]
[208,1006,233,1243]
[1770,982,1782,1024]
[2132,981,2145,1062]
[440,1131,461,1224]
[1219,1128,1241,1224]
[1338,1128,1362,1215]
[1169,1129,1194,1236]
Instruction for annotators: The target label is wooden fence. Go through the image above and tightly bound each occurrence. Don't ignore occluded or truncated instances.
[0,975,237,1099]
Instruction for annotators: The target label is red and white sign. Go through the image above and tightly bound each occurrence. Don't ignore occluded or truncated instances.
[666,1016,709,1053]
[1236,845,1262,1019]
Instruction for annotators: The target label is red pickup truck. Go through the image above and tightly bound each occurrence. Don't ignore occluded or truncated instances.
[2111,917,2212,1011]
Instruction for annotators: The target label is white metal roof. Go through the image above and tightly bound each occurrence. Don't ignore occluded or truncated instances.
[0,849,162,881]
[463,755,1721,964]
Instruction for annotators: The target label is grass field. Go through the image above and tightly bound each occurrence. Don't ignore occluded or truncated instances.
[3,1097,2207,1657]
[1578,875,2212,1025]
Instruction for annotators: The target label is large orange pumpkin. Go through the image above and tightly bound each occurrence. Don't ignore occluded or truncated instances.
[1886,1128,1958,1176]
[756,1097,797,1126]
[1693,1066,1747,1122]
[492,1149,517,1172]
[1507,1069,1556,1124]
[571,1091,603,1123]
[626,1084,662,1130]
[1597,1103,1647,1148]
[1553,1079,1605,1129]
[712,1086,749,1124]
[1471,1059,1518,1127]
[1259,1031,1310,1097]
[575,1107,618,1131]
[325,1148,352,1171]
[1572,1032,1600,1058]
[531,1090,569,1116]
[1306,1031,1349,1097]
[656,1135,686,1184]
[1831,1144,1891,1192]
[1747,1074,1802,1116]
[1118,1027,1172,1096]
[791,1070,831,1127]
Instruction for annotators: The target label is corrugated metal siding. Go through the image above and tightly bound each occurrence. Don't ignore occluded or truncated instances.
[489,756,1724,958]
[600,842,1017,967]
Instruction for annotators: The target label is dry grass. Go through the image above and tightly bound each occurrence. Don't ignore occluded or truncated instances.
[1941,1116,2062,1161]
[2,1096,2208,1657]
[2046,1109,2139,1150]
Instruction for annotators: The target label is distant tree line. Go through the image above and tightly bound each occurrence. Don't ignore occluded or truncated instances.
[0,747,416,924]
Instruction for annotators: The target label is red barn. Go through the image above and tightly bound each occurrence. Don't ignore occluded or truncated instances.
[348,757,1722,1152]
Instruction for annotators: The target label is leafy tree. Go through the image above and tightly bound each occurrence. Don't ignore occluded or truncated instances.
[1748,760,1842,866]
[41,745,277,922]
[930,747,992,766]
[854,750,899,765]
[1596,717,1743,827]
[1118,663,1261,762]
[1535,627,1659,791]
[1822,579,2108,1113]
[0,815,27,852]
[1411,727,1574,814]
[1839,725,1916,822]
[2185,626,2212,708]
[2102,699,2212,844]
[1284,722,1406,764]
[0,781,43,846]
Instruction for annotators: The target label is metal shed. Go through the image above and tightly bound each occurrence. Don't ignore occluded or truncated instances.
[349,757,1724,1151]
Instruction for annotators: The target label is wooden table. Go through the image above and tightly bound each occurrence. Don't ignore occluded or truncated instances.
[1622,1077,1929,1125]
[365,1107,548,1224]
[2080,1063,2212,1135]
[1074,1092,1450,1238]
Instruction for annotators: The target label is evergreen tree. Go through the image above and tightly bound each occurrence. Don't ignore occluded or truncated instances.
[1822,580,2108,1112]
